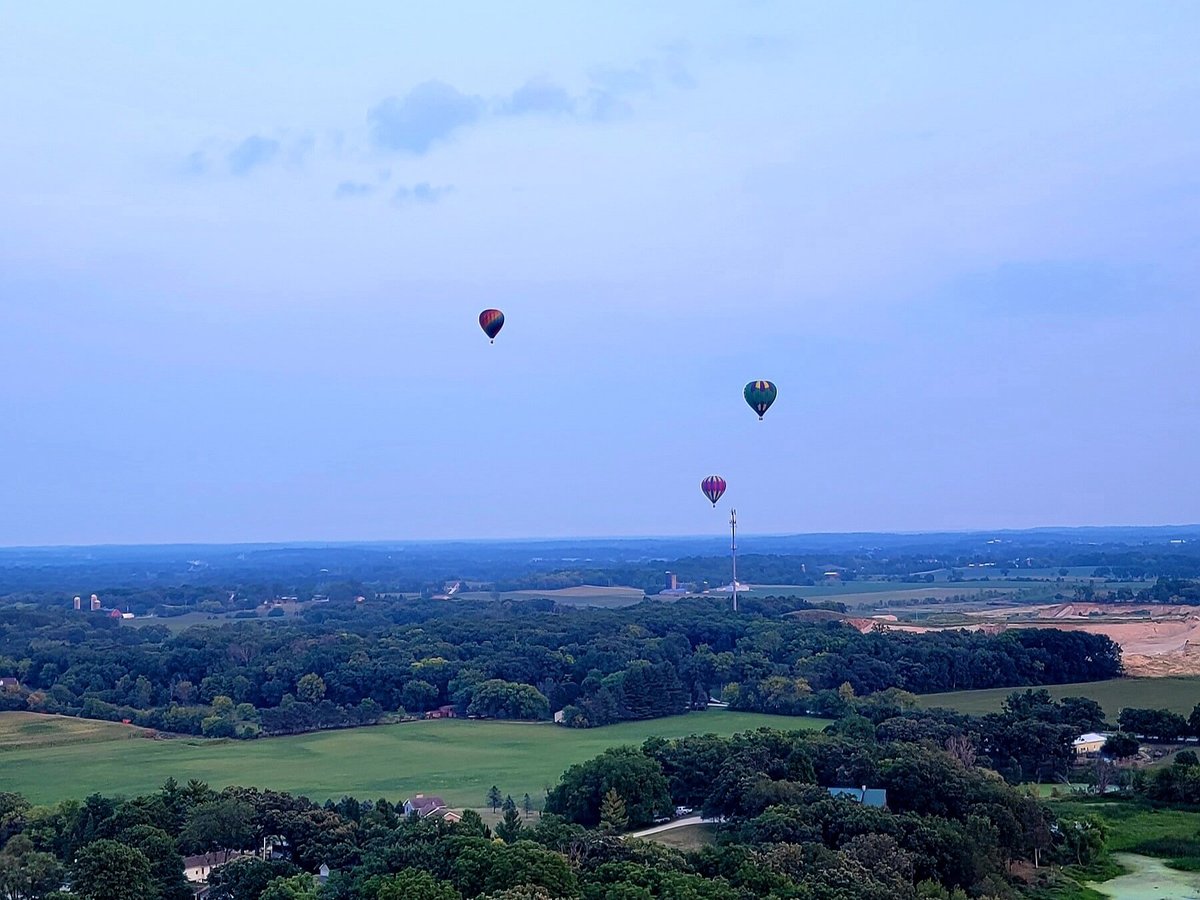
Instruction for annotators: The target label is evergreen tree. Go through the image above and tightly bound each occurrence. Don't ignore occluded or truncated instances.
[487,786,502,813]
[598,789,628,834]
[523,793,533,817]
[495,805,523,842]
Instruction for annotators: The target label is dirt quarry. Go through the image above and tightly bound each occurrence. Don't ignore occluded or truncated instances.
[867,603,1200,676]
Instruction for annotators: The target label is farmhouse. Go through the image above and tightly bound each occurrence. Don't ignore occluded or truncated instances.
[404,794,447,818]
[827,787,888,808]
[425,704,457,720]
[1072,733,1108,755]
[184,851,248,883]
[402,794,462,823]
[0,677,20,692]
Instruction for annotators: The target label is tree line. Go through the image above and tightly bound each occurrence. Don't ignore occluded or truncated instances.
[0,597,1121,737]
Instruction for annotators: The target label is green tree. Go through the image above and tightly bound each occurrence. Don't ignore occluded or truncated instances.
[117,824,191,900]
[0,834,63,900]
[487,786,503,813]
[522,793,533,817]
[211,695,235,715]
[1058,817,1107,866]
[455,809,490,839]
[401,680,439,713]
[206,857,303,900]
[363,868,461,899]
[259,874,319,900]
[495,805,523,843]
[180,798,255,859]
[467,680,549,720]
[546,747,671,828]
[599,789,629,834]
[1102,733,1140,760]
[295,674,326,704]
[450,839,576,898]
[70,839,155,900]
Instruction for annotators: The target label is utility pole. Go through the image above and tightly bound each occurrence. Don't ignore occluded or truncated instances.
[730,508,738,613]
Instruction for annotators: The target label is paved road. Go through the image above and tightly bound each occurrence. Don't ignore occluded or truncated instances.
[626,815,713,838]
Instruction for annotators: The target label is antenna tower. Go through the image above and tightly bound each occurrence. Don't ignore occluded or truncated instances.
[730,508,738,613]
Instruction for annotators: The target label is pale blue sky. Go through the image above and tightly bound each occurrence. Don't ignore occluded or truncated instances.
[1,2,1198,544]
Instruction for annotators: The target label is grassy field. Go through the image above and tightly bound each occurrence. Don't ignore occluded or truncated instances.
[1029,798,1200,899]
[917,677,1200,717]
[0,710,824,807]
[455,586,648,608]
[642,824,716,851]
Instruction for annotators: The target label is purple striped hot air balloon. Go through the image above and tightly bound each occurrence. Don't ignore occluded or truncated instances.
[701,475,727,507]
[479,309,505,343]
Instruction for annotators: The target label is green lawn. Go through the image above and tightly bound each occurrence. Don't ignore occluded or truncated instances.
[917,678,1200,718]
[0,710,824,808]
[1051,797,1200,869]
[642,824,716,851]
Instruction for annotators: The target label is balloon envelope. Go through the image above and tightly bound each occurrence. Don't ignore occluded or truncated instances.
[479,309,505,342]
[701,475,727,506]
[744,380,777,420]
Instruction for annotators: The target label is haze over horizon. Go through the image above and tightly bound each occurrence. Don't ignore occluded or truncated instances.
[2,3,1198,545]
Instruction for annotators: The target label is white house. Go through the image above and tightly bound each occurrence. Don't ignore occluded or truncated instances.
[183,851,247,883]
[1072,732,1108,755]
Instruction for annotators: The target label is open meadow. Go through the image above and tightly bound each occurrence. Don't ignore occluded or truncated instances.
[0,710,824,807]
[917,677,1200,717]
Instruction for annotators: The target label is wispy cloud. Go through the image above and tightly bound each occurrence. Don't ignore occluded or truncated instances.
[228,136,281,175]
[368,81,484,154]
[183,49,694,188]
[183,150,209,176]
[367,50,693,154]
[392,182,453,205]
[500,78,576,117]
[334,181,376,199]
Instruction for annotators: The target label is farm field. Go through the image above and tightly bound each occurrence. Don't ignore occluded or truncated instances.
[917,677,1200,717]
[0,710,825,807]
[454,585,648,607]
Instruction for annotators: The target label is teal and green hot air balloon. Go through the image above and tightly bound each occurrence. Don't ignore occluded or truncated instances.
[744,380,777,420]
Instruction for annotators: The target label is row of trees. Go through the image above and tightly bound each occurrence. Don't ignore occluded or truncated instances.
[1116,704,1200,741]
[0,597,1122,737]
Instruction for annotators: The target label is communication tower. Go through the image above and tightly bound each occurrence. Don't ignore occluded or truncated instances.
[730,509,739,613]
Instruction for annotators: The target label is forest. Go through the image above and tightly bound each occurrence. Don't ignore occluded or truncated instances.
[0,719,1111,900]
[0,595,1121,738]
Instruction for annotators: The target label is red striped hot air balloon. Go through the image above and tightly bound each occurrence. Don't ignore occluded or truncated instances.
[479,309,505,343]
[701,475,727,507]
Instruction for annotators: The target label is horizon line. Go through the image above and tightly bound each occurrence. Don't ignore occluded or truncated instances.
[2,521,1199,553]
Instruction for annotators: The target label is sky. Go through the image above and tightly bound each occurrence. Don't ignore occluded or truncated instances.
[1,2,1198,545]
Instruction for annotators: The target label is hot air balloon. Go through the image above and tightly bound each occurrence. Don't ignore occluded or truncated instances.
[744,380,777,420]
[701,475,727,507]
[479,309,505,343]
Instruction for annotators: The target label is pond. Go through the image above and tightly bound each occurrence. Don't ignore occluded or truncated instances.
[1088,853,1200,899]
